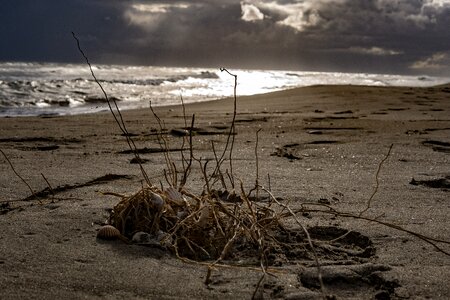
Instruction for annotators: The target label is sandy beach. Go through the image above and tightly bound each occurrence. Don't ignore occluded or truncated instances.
[0,84,449,299]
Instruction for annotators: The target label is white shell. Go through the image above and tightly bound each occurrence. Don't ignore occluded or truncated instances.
[132,231,170,247]
[156,230,172,248]
[165,187,185,205]
[132,231,153,244]
[149,191,164,210]
[97,225,121,240]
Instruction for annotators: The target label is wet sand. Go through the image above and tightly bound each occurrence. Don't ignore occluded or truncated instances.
[0,84,449,299]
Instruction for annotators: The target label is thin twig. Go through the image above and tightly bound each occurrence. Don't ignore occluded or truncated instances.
[211,141,227,189]
[296,205,450,256]
[255,129,262,202]
[261,187,327,297]
[72,32,151,186]
[247,129,262,200]
[1,149,38,201]
[180,114,195,188]
[213,68,238,188]
[359,144,394,216]
[40,173,55,198]
[149,101,177,187]
[252,271,266,300]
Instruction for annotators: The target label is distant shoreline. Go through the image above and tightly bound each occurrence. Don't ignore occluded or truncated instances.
[1,61,449,117]
[2,82,450,119]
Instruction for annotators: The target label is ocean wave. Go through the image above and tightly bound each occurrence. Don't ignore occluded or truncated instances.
[0,62,448,117]
[0,69,220,113]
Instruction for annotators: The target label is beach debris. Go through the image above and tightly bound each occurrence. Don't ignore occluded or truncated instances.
[410,176,450,189]
[170,128,190,137]
[132,231,152,243]
[307,130,323,135]
[170,127,231,136]
[422,140,450,153]
[96,225,122,240]
[108,184,286,261]
[130,157,150,164]
[271,146,301,160]
[318,198,331,205]
[132,230,171,248]
[0,202,14,215]
[334,110,353,114]
[106,185,379,266]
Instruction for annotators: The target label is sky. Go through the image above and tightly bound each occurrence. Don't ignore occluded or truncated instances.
[1,0,449,75]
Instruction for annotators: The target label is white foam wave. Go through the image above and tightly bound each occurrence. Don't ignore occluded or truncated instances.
[0,62,449,117]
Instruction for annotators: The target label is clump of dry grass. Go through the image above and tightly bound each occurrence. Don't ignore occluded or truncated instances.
[109,184,281,261]
[106,68,284,265]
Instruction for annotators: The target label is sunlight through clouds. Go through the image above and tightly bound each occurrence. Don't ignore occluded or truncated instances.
[125,2,191,28]
[241,2,265,22]
[349,47,403,56]
[131,3,190,14]
[411,52,450,70]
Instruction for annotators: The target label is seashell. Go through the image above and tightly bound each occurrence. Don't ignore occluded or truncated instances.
[132,231,170,248]
[149,191,164,210]
[96,225,121,240]
[155,230,172,247]
[132,231,153,244]
[165,187,185,206]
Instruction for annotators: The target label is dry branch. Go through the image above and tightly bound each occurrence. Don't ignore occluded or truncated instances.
[1,148,38,201]
[72,32,151,187]
[359,143,394,216]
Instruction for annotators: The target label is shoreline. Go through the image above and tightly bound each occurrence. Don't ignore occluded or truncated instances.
[0,84,449,299]
[1,80,450,118]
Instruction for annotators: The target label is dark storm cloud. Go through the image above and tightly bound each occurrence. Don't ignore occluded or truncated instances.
[0,0,133,62]
[0,0,449,75]
[246,0,450,74]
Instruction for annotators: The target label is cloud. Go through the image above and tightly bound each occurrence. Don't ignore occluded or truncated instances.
[0,0,449,74]
[124,2,193,30]
[131,3,190,14]
[241,2,265,22]
[263,1,328,31]
[410,52,449,70]
[247,0,450,33]
[348,47,403,56]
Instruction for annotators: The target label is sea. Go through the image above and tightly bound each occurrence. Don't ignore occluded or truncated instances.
[1,61,449,117]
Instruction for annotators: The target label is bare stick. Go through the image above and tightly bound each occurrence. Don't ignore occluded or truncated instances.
[72,32,125,134]
[255,129,262,201]
[247,129,263,200]
[72,32,151,186]
[300,205,450,256]
[252,271,266,300]
[359,144,393,216]
[1,149,37,201]
[180,114,195,188]
[149,102,177,186]
[212,68,238,188]
[40,173,55,198]
[179,95,188,177]
[261,187,327,297]
[210,141,227,189]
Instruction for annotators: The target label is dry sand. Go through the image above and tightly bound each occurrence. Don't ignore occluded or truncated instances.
[0,84,449,299]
